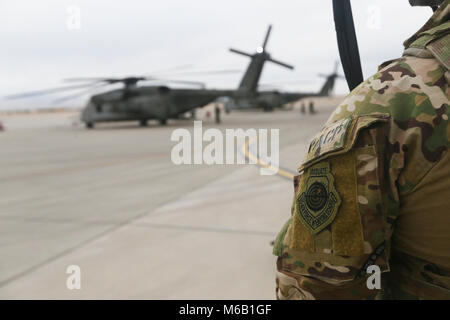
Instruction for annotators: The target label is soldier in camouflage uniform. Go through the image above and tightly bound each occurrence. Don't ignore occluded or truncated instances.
[273,1,450,299]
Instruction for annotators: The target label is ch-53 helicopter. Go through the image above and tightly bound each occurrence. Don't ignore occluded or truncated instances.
[225,25,342,111]
[5,25,340,128]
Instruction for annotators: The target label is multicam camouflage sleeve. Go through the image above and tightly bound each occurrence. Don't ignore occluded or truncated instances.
[273,3,450,299]
[273,113,394,300]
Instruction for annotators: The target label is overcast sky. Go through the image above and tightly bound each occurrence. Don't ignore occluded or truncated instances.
[0,0,433,110]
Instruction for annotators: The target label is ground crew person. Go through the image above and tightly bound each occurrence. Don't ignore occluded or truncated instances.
[308,101,315,114]
[215,104,221,124]
[273,0,450,299]
[300,102,306,114]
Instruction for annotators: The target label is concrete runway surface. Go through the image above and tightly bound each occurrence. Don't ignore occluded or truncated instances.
[0,98,342,299]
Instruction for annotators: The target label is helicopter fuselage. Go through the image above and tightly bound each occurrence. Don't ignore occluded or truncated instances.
[228,90,316,111]
[81,86,232,126]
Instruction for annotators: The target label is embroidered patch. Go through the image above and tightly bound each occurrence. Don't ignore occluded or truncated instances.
[304,117,352,164]
[296,162,341,234]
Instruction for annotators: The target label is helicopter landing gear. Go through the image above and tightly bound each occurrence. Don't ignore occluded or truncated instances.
[159,118,167,125]
[86,122,94,129]
[139,119,148,127]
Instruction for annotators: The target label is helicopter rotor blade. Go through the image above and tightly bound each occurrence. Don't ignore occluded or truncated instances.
[142,78,206,87]
[4,82,103,100]
[267,58,294,70]
[318,71,346,79]
[52,82,111,103]
[64,76,204,87]
[229,48,254,58]
[64,65,196,83]
[262,25,272,50]
[151,69,242,77]
[63,77,113,83]
[7,71,208,102]
[64,77,144,84]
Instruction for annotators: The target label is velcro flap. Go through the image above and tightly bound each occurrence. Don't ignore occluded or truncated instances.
[298,113,390,172]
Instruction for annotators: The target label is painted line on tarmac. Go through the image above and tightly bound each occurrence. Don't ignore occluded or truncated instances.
[241,138,296,181]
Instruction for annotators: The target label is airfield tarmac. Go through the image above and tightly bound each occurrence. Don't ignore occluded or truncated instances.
[0,97,342,299]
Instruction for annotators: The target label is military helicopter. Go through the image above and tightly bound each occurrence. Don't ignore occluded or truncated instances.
[4,74,232,128]
[4,25,339,128]
[3,25,289,127]
[72,77,232,128]
[228,39,342,111]
[209,25,342,111]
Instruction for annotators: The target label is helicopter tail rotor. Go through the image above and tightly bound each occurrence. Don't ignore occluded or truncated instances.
[262,25,272,50]
[229,48,254,58]
[317,61,345,96]
[230,25,294,92]
[267,57,294,70]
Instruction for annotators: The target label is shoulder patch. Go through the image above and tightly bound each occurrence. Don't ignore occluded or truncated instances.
[295,162,341,234]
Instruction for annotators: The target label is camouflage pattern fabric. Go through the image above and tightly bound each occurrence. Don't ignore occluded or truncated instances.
[274,1,450,300]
